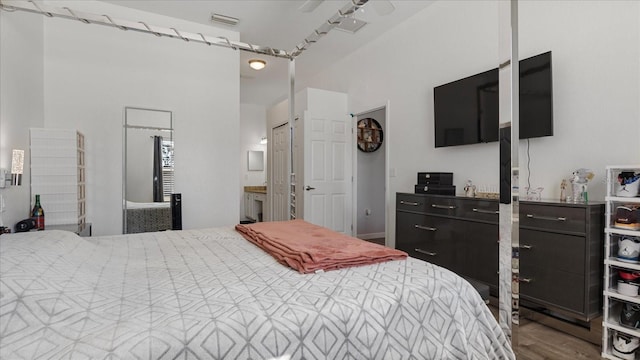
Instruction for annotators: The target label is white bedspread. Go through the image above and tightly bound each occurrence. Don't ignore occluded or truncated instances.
[0,228,514,359]
[126,200,171,209]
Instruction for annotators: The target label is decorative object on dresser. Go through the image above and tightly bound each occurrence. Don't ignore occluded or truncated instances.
[571,168,595,203]
[560,178,568,202]
[414,172,455,195]
[463,179,476,197]
[602,165,640,360]
[396,192,605,343]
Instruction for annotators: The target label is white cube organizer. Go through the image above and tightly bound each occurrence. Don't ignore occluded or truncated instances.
[30,128,86,226]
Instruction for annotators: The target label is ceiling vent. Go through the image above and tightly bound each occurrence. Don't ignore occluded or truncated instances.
[335,18,367,34]
[210,13,239,26]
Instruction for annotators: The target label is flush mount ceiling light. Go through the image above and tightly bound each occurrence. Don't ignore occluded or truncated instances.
[248,59,266,70]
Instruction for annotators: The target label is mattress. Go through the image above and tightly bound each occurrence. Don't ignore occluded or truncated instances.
[126,200,171,209]
[0,228,514,359]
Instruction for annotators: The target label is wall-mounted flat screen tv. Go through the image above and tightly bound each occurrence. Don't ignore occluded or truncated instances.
[434,51,553,148]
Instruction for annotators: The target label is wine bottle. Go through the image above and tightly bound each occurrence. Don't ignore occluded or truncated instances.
[31,194,45,230]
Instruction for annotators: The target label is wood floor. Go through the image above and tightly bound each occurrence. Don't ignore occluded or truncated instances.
[488,305,602,359]
[516,319,601,359]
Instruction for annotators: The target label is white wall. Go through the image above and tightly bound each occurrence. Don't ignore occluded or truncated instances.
[0,9,44,229]
[240,103,267,219]
[2,0,240,235]
[300,0,640,248]
[357,108,385,238]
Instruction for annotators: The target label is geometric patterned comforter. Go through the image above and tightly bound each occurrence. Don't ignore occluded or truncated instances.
[0,228,515,359]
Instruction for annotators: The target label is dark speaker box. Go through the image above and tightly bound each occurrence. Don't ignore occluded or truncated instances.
[171,193,182,230]
[414,184,456,195]
[417,172,453,185]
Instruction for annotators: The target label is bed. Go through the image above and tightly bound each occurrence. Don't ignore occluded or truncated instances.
[0,226,514,359]
[125,200,172,233]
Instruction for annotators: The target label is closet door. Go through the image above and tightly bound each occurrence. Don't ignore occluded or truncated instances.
[271,123,289,221]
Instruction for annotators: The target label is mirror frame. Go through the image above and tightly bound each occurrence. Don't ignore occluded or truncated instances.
[123,106,173,234]
[248,150,264,171]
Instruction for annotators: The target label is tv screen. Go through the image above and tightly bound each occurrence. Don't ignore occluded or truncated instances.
[434,51,553,148]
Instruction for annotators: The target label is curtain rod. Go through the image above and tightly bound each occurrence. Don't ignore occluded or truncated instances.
[0,0,291,59]
[0,0,370,60]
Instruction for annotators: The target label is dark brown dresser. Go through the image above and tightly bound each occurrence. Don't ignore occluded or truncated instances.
[395,192,604,322]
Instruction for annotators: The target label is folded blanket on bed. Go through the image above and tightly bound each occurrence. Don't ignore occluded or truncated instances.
[235,219,407,273]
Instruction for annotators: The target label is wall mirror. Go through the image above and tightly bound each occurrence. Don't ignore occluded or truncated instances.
[247,150,264,171]
[123,107,174,234]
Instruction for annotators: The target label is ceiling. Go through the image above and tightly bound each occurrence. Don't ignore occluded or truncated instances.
[101,0,435,106]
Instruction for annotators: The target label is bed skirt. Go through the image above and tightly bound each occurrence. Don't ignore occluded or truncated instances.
[126,206,171,233]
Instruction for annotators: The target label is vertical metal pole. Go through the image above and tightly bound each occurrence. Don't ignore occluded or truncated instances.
[123,109,128,234]
[288,58,296,219]
[498,0,519,347]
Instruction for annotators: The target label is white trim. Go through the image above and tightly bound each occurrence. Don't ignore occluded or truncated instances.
[352,102,390,246]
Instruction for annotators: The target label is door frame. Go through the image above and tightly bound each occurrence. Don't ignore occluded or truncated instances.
[352,102,390,244]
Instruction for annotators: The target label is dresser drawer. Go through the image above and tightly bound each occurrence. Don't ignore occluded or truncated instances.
[397,193,430,213]
[520,265,585,315]
[396,211,459,271]
[396,211,438,250]
[459,199,499,223]
[397,193,461,216]
[519,229,585,275]
[520,203,586,234]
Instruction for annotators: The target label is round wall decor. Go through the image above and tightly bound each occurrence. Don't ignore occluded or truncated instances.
[357,118,383,152]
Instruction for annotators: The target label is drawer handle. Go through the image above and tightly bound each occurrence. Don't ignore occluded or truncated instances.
[519,277,533,283]
[415,248,437,256]
[432,204,456,210]
[520,244,533,250]
[526,214,567,222]
[472,208,499,215]
[415,224,437,231]
[400,201,420,206]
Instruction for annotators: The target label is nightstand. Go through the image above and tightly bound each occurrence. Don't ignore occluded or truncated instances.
[46,223,92,237]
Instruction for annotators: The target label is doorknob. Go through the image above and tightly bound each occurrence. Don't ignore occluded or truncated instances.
[305,186,316,191]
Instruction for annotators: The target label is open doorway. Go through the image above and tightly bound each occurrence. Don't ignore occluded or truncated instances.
[354,106,387,245]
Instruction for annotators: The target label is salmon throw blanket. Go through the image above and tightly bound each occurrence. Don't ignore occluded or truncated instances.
[235,219,407,274]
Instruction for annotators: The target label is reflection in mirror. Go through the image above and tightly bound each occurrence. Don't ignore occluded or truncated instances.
[123,107,174,234]
[248,150,264,171]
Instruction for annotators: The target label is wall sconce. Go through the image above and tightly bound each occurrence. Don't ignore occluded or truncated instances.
[11,149,24,186]
[260,137,268,145]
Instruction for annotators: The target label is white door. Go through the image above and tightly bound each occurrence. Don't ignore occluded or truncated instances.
[271,123,289,221]
[302,110,352,234]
